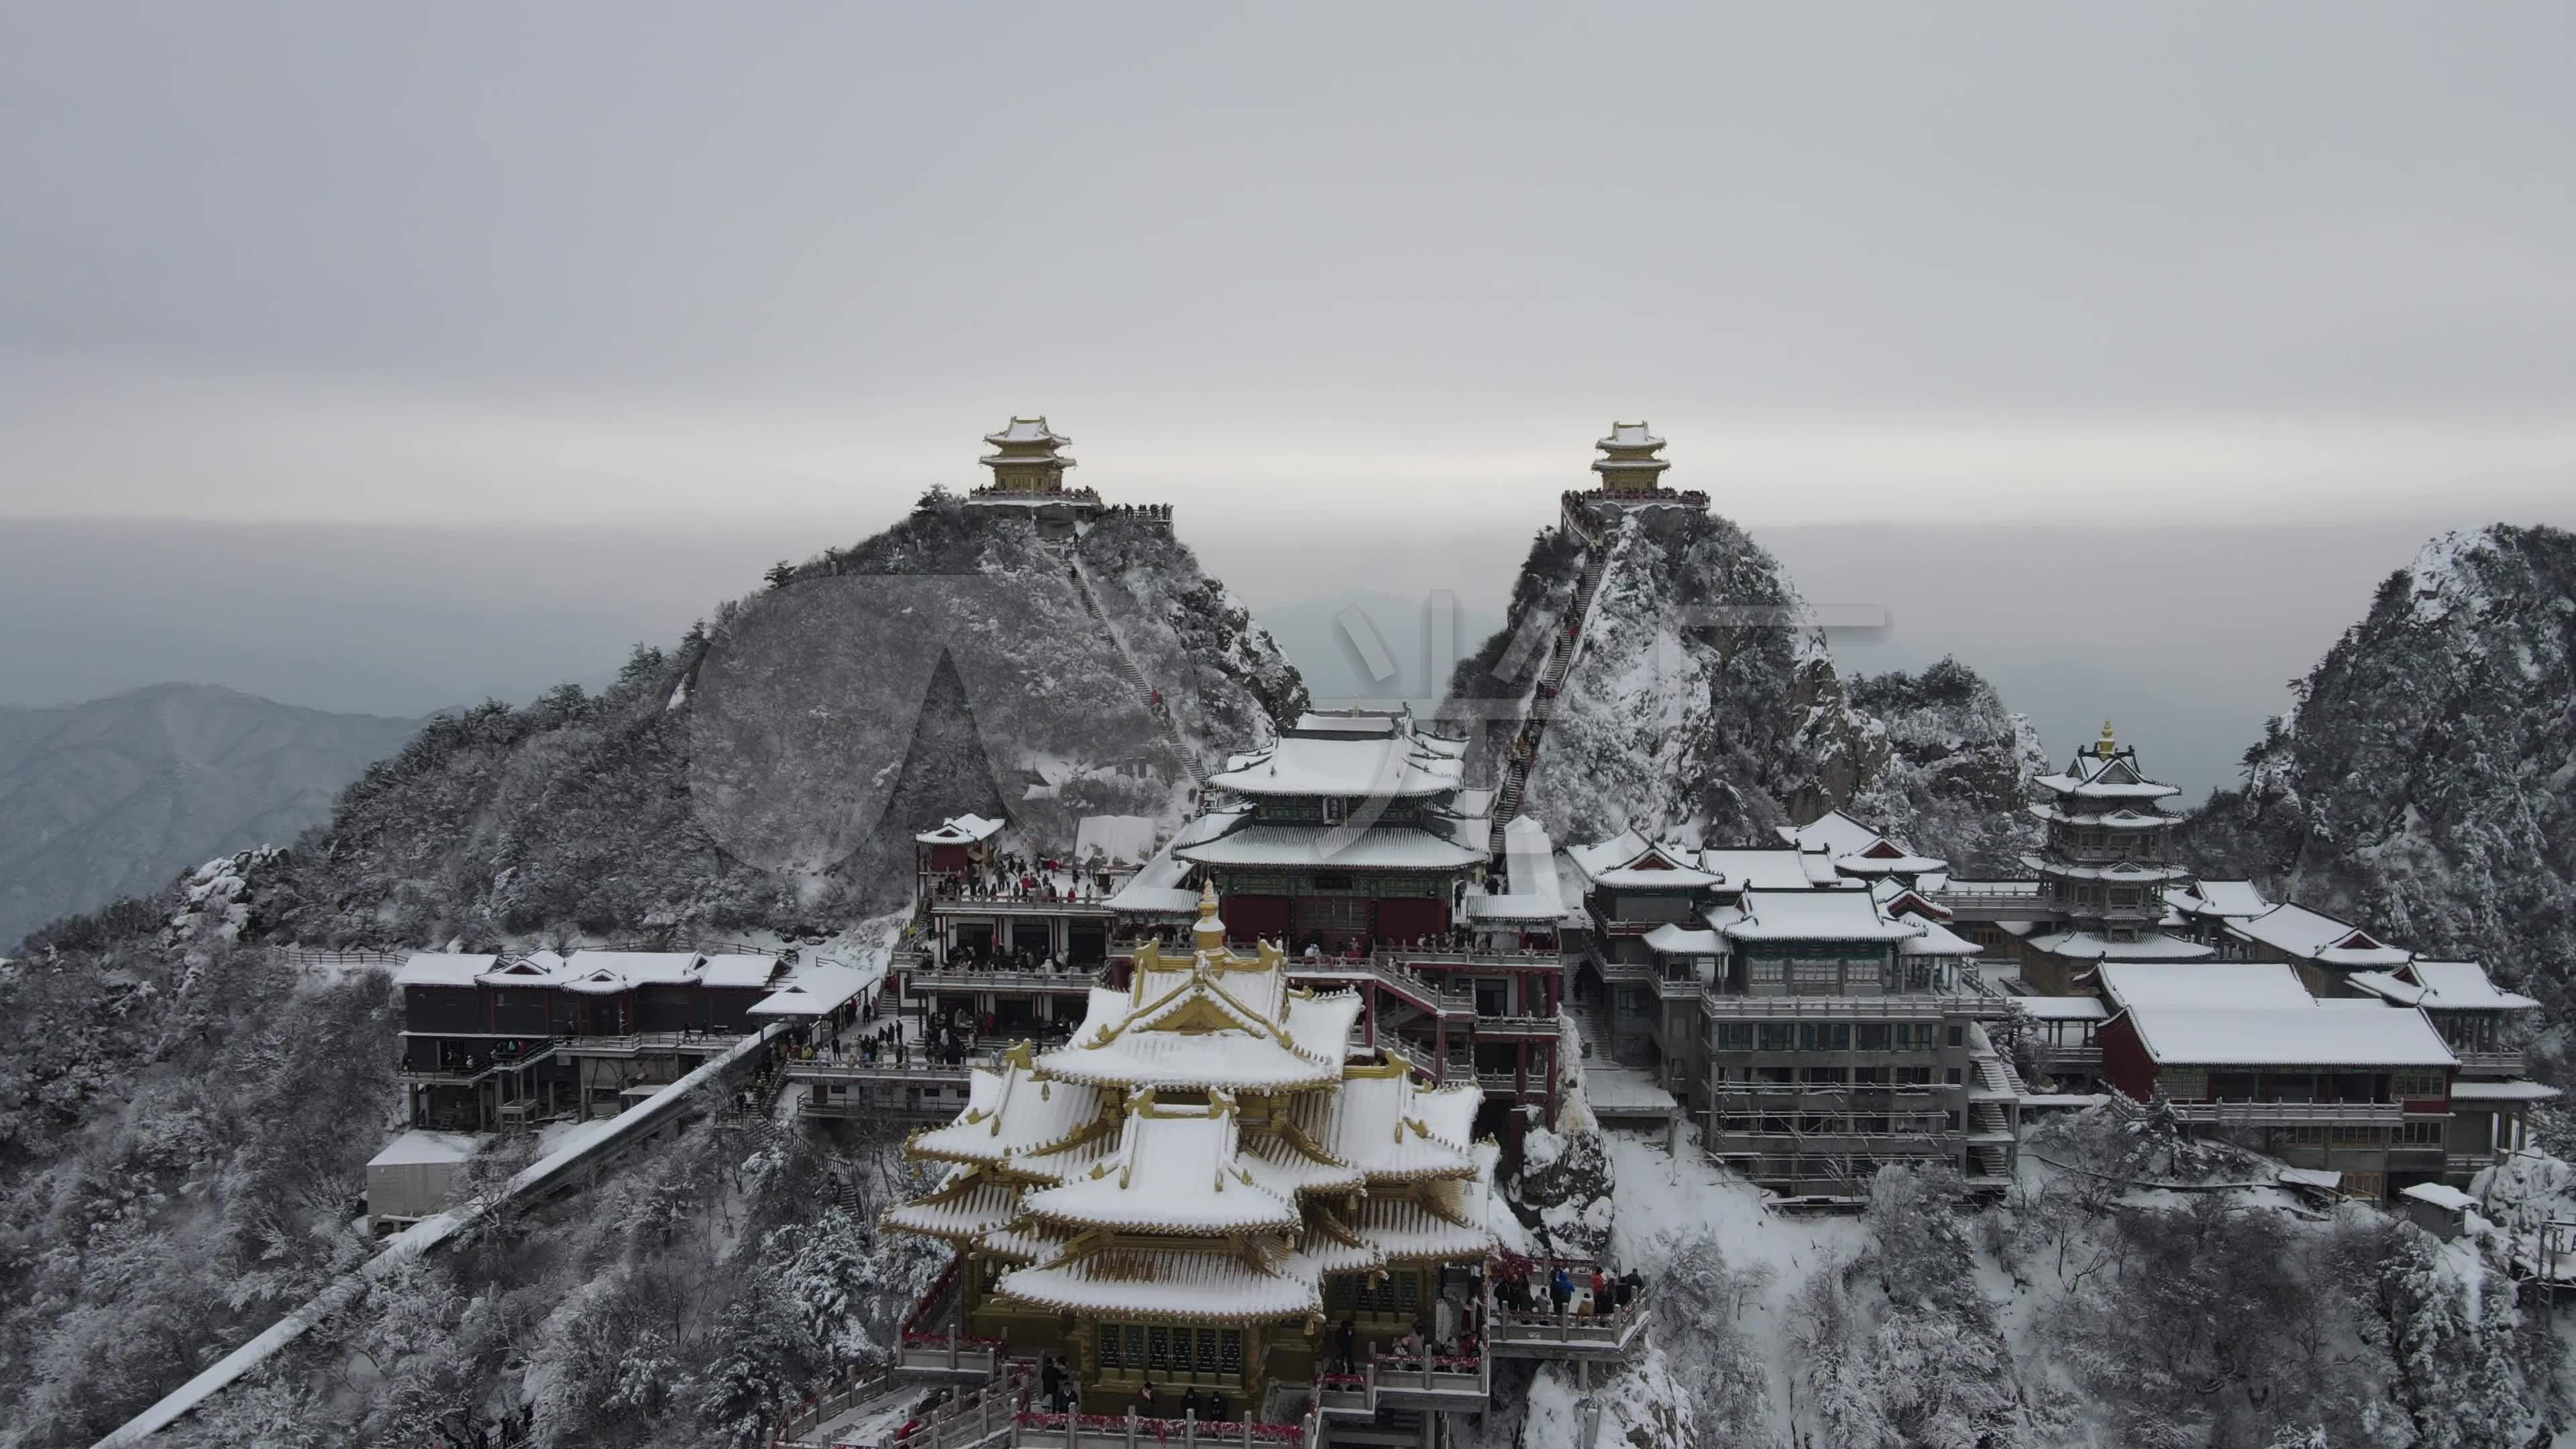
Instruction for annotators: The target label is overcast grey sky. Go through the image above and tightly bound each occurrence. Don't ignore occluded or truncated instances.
[2,5,2571,800]
[3,3,2570,533]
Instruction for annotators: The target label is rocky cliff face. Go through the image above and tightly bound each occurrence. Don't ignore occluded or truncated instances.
[2182,523,2576,1019]
[230,496,1304,949]
[1841,658,2048,874]
[1442,506,2030,855]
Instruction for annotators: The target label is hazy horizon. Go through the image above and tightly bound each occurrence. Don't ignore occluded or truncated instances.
[6,508,2553,803]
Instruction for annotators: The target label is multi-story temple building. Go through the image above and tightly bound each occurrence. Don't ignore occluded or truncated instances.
[1181,710,1490,949]
[1562,824,2019,1203]
[883,887,1497,1417]
[2008,724,2211,994]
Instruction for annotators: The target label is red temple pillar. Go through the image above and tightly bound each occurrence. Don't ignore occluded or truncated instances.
[1434,1016,1448,1083]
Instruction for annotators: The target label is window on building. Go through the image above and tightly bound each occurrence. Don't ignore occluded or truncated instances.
[1148,1326,1174,1371]
[1792,962,1840,994]
[1945,1067,1963,1086]
[2331,1124,2385,1147]
[2390,1071,2446,1099]
[1322,798,1346,824]
[1857,1024,1891,1051]
[1945,1111,1962,1132]
[1799,1022,1851,1052]
[2397,1120,2445,1147]
[1756,1023,1796,1053]
[1946,1024,1965,1049]
[1896,1065,1933,1085]
[1750,958,1786,986]
[1803,1065,1847,1085]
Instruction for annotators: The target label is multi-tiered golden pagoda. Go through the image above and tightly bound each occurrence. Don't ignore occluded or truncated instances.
[885,885,1496,1414]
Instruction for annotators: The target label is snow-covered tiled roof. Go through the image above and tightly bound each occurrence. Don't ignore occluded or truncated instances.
[883,1168,1024,1244]
[1284,1224,1386,1279]
[2030,802,2178,830]
[2008,995,2108,1022]
[1697,847,1850,893]
[984,416,1069,446]
[698,954,780,989]
[2096,961,2315,1012]
[1024,1097,1301,1236]
[1348,1194,1491,1263]
[1240,1132,1366,1198]
[1291,1068,1480,1183]
[1723,889,1919,943]
[1039,933,1362,1092]
[563,951,704,986]
[2121,1002,2457,1069]
[2225,904,2413,967]
[747,961,878,1016]
[2021,855,2195,884]
[396,953,498,987]
[1205,729,1466,800]
[1568,830,1719,890]
[911,1052,1108,1169]
[1835,849,1947,876]
[1176,822,1483,871]
[2401,1182,2479,1212]
[2034,746,2181,802]
[2347,959,2540,1012]
[998,1244,1322,1323]
[1643,924,1723,955]
[367,1129,484,1168]
[2165,879,2272,919]
[2023,930,2214,961]
[2449,1079,2562,1102]
[916,813,1007,846]
[1898,918,1984,957]
[1773,808,1928,863]
[1599,421,1665,450]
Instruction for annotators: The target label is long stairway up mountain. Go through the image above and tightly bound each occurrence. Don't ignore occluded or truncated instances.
[1488,535,1618,856]
[1065,551,1210,787]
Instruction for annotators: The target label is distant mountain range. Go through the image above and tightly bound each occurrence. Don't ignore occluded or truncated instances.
[0,684,423,951]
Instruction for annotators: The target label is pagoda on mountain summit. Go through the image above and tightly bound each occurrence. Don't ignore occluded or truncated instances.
[1561,421,1709,536]
[981,416,1079,495]
[883,883,1497,1416]
[963,415,1124,535]
[1590,422,1671,495]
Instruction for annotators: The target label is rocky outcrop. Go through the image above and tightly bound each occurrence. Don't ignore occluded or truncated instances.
[2181,524,2576,1019]
[1442,507,2029,857]
[1840,658,2047,874]
[243,496,1305,948]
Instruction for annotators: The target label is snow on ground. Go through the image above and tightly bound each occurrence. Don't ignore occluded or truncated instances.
[1599,1125,1870,1448]
[814,1382,936,1447]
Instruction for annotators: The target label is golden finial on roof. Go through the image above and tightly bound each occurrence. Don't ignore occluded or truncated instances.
[2096,720,2116,759]
[1193,880,1226,953]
